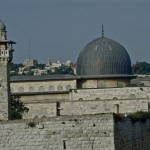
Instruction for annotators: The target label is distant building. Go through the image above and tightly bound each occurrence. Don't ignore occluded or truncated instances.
[64,60,72,67]
[23,58,38,67]
[33,69,47,76]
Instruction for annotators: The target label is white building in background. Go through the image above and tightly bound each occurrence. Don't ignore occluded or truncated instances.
[23,58,38,67]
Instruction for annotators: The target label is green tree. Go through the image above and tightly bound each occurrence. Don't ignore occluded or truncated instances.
[11,96,29,120]
[132,61,150,74]
[54,65,74,75]
[10,63,23,71]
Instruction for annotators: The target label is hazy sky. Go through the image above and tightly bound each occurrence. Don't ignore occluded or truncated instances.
[0,0,150,64]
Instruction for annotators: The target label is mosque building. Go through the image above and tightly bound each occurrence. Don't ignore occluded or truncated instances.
[0,19,150,150]
[6,21,149,119]
[10,25,134,102]
[76,25,134,89]
[0,18,149,118]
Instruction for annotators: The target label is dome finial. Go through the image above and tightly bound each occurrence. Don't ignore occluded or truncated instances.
[102,24,104,37]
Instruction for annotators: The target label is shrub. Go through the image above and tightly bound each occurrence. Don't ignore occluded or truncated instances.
[128,111,150,123]
[11,96,29,120]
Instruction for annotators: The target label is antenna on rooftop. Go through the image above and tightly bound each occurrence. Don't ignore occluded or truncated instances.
[102,24,104,37]
[28,39,31,60]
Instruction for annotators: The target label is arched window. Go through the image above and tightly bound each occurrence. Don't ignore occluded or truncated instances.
[79,98,83,101]
[39,86,45,92]
[49,86,54,91]
[18,87,24,93]
[29,86,35,92]
[58,85,63,91]
[66,85,71,91]
[95,97,100,100]
[113,97,118,100]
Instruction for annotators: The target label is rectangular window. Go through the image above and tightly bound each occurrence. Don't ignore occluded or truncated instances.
[63,140,66,149]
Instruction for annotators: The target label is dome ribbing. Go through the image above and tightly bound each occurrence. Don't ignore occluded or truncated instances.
[77,37,132,76]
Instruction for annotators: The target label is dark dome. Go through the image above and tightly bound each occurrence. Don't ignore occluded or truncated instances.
[77,36,132,76]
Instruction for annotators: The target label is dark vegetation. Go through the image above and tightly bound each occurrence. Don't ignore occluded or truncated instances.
[11,96,29,120]
[54,65,74,75]
[115,111,150,123]
[132,61,150,75]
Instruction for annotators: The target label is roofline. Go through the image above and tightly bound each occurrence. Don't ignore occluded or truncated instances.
[0,40,16,44]
[78,74,136,79]
[10,75,78,82]
[10,74,135,82]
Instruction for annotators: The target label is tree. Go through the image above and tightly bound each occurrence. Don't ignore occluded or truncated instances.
[11,96,29,120]
[10,63,23,71]
[54,65,74,75]
[132,61,150,74]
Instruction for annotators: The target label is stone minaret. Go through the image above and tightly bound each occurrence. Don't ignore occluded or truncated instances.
[0,19,16,120]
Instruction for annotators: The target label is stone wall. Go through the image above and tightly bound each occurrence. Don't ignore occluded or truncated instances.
[16,92,69,103]
[25,103,57,119]
[78,79,130,89]
[0,63,10,120]
[23,98,148,119]
[69,87,150,101]
[10,79,76,93]
[114,117,150,150]
[0,114,115,150]
[0,113,150,150]
[60,99,148,115]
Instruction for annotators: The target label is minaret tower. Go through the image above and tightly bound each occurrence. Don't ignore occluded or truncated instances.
[48,56,51,66]
[0,19,16,120]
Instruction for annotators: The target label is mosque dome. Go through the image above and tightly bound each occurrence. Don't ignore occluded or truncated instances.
[0,19,6,31]
[77,35,132,77]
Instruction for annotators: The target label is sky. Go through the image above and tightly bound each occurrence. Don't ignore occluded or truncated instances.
[0,0,150,64]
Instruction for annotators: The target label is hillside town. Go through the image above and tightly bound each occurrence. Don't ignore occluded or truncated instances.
[10,57,76,76]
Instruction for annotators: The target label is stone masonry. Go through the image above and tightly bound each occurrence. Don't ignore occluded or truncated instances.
[0,114,115,150]
[0,113,150,150]
[0,63,10,120]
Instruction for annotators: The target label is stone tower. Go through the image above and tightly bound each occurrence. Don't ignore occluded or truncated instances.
[0,19,15,120]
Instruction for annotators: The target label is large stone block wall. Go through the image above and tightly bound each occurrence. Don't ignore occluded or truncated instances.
[18,92,69,103]
[23,98,148,119]
[60,99,148,116]
[78,79,130,89]
[69,87,150,101]
[0,64,10,120]
[24,103,57,119]
[114,118,150,150]
[0,113,150,150]
[0,114,115,150]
